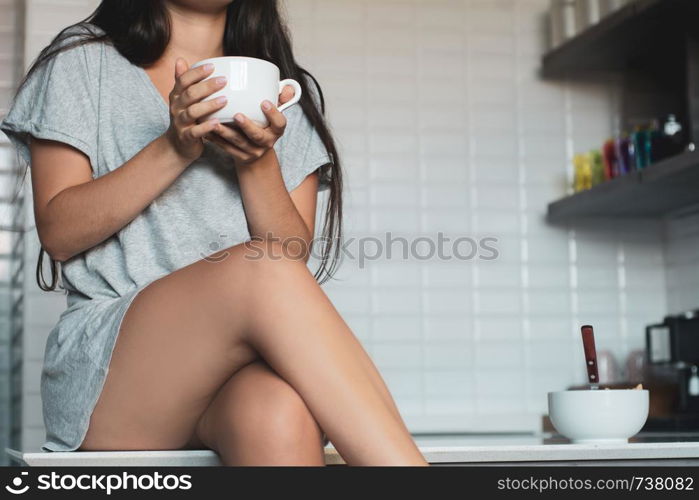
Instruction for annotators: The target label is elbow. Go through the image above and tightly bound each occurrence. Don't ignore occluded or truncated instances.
[42,242,71,263]
[38,228,72,263]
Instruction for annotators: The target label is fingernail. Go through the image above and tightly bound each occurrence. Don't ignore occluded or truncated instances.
[262,100,273,111]
[215,76,227,85]
[235,114,245,124]
[203,63,215,72]
[216,96,227,104]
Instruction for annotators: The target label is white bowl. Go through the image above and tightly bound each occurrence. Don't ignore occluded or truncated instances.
[548,389,649,444]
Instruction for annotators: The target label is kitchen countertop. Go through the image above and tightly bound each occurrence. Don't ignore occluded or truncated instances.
[9,433,699,466]
[324,433,699,466]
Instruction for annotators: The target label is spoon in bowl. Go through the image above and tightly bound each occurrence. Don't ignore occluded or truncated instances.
[581,325,600,390]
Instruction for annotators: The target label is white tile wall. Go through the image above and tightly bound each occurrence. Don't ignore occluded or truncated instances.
[665,212,699,315]
[292,0,667,432]
[4,0,683,452]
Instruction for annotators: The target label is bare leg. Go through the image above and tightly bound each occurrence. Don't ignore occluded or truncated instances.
[79,265,259,451]
[235,240,426,465]
[191,360,326,466]
[80,239,427,465]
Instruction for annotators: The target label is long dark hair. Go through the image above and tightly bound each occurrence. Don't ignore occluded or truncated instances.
[14,0,343,291]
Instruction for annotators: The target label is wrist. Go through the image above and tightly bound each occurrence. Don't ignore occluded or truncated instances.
[160,130,195,169]
[234,148,279,177]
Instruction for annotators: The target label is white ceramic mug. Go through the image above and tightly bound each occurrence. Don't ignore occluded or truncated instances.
[190,56,302,127]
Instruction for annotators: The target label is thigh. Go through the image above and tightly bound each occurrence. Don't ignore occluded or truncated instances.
[191,360,326,465]
[79,245,260,451]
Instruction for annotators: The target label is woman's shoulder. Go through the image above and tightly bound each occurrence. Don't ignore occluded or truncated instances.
[18,21,116,97]
[45,22,108,63]
[0,22,109,162]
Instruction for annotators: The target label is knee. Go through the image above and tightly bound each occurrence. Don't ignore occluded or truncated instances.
[212,362,324,452]
[255,381,324,451]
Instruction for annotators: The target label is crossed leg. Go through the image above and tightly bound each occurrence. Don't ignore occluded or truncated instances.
[79,239,427,466]
[185,360,326,465]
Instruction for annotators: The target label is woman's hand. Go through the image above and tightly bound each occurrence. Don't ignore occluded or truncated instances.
[205,87,295,167]
[164,58,229,163]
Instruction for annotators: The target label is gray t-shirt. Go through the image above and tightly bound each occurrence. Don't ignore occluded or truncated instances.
[2,23,331,308]
[0,22,332,452]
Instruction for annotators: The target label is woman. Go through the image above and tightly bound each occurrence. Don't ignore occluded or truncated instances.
[0,0,427,466]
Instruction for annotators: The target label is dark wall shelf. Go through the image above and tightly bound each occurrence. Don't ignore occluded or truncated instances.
[547,152,699,222]
[542,0,699,78]
[542,0,699,223]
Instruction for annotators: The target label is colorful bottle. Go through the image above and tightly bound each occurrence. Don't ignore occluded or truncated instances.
[602,138,617,179]
[614,132,631,176]
[573,153,592,192]
[590,149,605,186]
[631,126,647,170]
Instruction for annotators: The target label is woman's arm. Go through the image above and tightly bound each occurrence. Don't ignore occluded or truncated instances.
[32,135,190,262]
[32,58,226,262]
[235,149,319,258]
[205,98,321,262]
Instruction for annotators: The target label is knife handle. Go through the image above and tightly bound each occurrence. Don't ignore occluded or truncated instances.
[581,325,599,384]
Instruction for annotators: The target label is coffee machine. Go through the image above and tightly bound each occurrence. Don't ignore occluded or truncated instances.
[646,309,699,417]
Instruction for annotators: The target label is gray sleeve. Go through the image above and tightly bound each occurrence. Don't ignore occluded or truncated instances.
[0,33,101,173]
[275,74,333,193]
